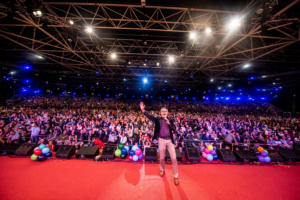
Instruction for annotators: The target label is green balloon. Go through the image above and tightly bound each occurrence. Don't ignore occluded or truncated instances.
[31,154,38,161]
[115,149,121,157]
[118,143,124,149]
[120,153,127,159]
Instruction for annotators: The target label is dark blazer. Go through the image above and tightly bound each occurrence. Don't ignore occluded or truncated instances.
[144,111,176,144]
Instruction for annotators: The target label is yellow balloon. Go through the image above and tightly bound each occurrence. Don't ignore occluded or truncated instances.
[207,145,213,151]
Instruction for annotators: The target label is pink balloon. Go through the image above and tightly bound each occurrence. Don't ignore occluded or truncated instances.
[135,149,142,156]
[204,148,210,154]
[129,156,133,160]
[202,152,207,158]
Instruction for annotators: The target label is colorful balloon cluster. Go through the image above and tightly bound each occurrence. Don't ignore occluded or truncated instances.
[114,143,130,159]
[30,144,52,161]
[128,145,143,162]
[202,145,218,161]
[256,146,271,163]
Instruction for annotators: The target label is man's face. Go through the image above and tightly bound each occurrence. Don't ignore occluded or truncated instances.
[160,108,168,118]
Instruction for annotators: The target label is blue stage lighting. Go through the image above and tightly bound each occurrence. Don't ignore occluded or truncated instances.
[24,79,31,83]
[143,77,148,84]
[33,89,41,94]
[22,64,32,71]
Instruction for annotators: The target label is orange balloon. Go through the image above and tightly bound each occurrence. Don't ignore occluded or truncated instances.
[257,147,264,153]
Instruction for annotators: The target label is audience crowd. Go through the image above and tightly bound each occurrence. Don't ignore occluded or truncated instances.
[1,96,299,154]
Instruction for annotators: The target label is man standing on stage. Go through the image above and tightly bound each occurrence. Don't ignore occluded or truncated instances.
[139,102,179,185]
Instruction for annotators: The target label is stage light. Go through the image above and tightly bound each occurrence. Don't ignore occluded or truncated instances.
[164,80,168,83]
[218,86,222,90]
[210,78,214,83]
[249,76,255,80]
[24,79,31,83]
[156,62,160,66]
[85,26,93,34]
[34,89,41,94]
[168,55,175,64]
[110,52,117,60]
[205,27,212,34]
[261,75,267,78]
[143,77,148,84]
[189,31,197,40]
[9,71,16,75]
[144,63,146,66]
[33,10,42,17]
[35,54,44,60]
[69,20,74,25]
[22,64,32,71]
[228,83,232,87]
[5,77,10,81]
[272,82,276,85]
[242,63,251,69]
[123,78,127,82]
[227,16,242,31]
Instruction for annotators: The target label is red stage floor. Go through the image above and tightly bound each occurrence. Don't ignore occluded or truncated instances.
[0,156,299,200]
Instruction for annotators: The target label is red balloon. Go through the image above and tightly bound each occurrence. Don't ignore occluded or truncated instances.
[34,148,42,155]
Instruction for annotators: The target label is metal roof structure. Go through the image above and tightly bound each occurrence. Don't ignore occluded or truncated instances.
[0,0,299,88]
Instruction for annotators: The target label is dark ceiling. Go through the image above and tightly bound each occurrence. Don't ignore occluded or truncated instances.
[0,0,299,92]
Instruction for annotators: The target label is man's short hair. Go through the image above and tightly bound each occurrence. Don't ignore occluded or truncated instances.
[160,107,168,111]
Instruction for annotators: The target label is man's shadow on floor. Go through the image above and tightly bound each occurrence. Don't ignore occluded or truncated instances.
[162,175,188,200]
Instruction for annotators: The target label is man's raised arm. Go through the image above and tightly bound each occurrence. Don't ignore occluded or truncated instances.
[139,102,156,122]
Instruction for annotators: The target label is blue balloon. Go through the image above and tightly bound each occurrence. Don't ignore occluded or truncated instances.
[38,144,46,150]
[124,146,130,151]
[264,156,271,162]
[129,150,135,156]
[206,154,213,161]
[133,155,139,162]
[121,148,128,155]
[45,151,52,157]
[42,147,50,154]
[213,155,218,160]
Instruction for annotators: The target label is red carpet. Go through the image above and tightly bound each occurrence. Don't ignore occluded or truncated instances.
[0,157,299,200]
